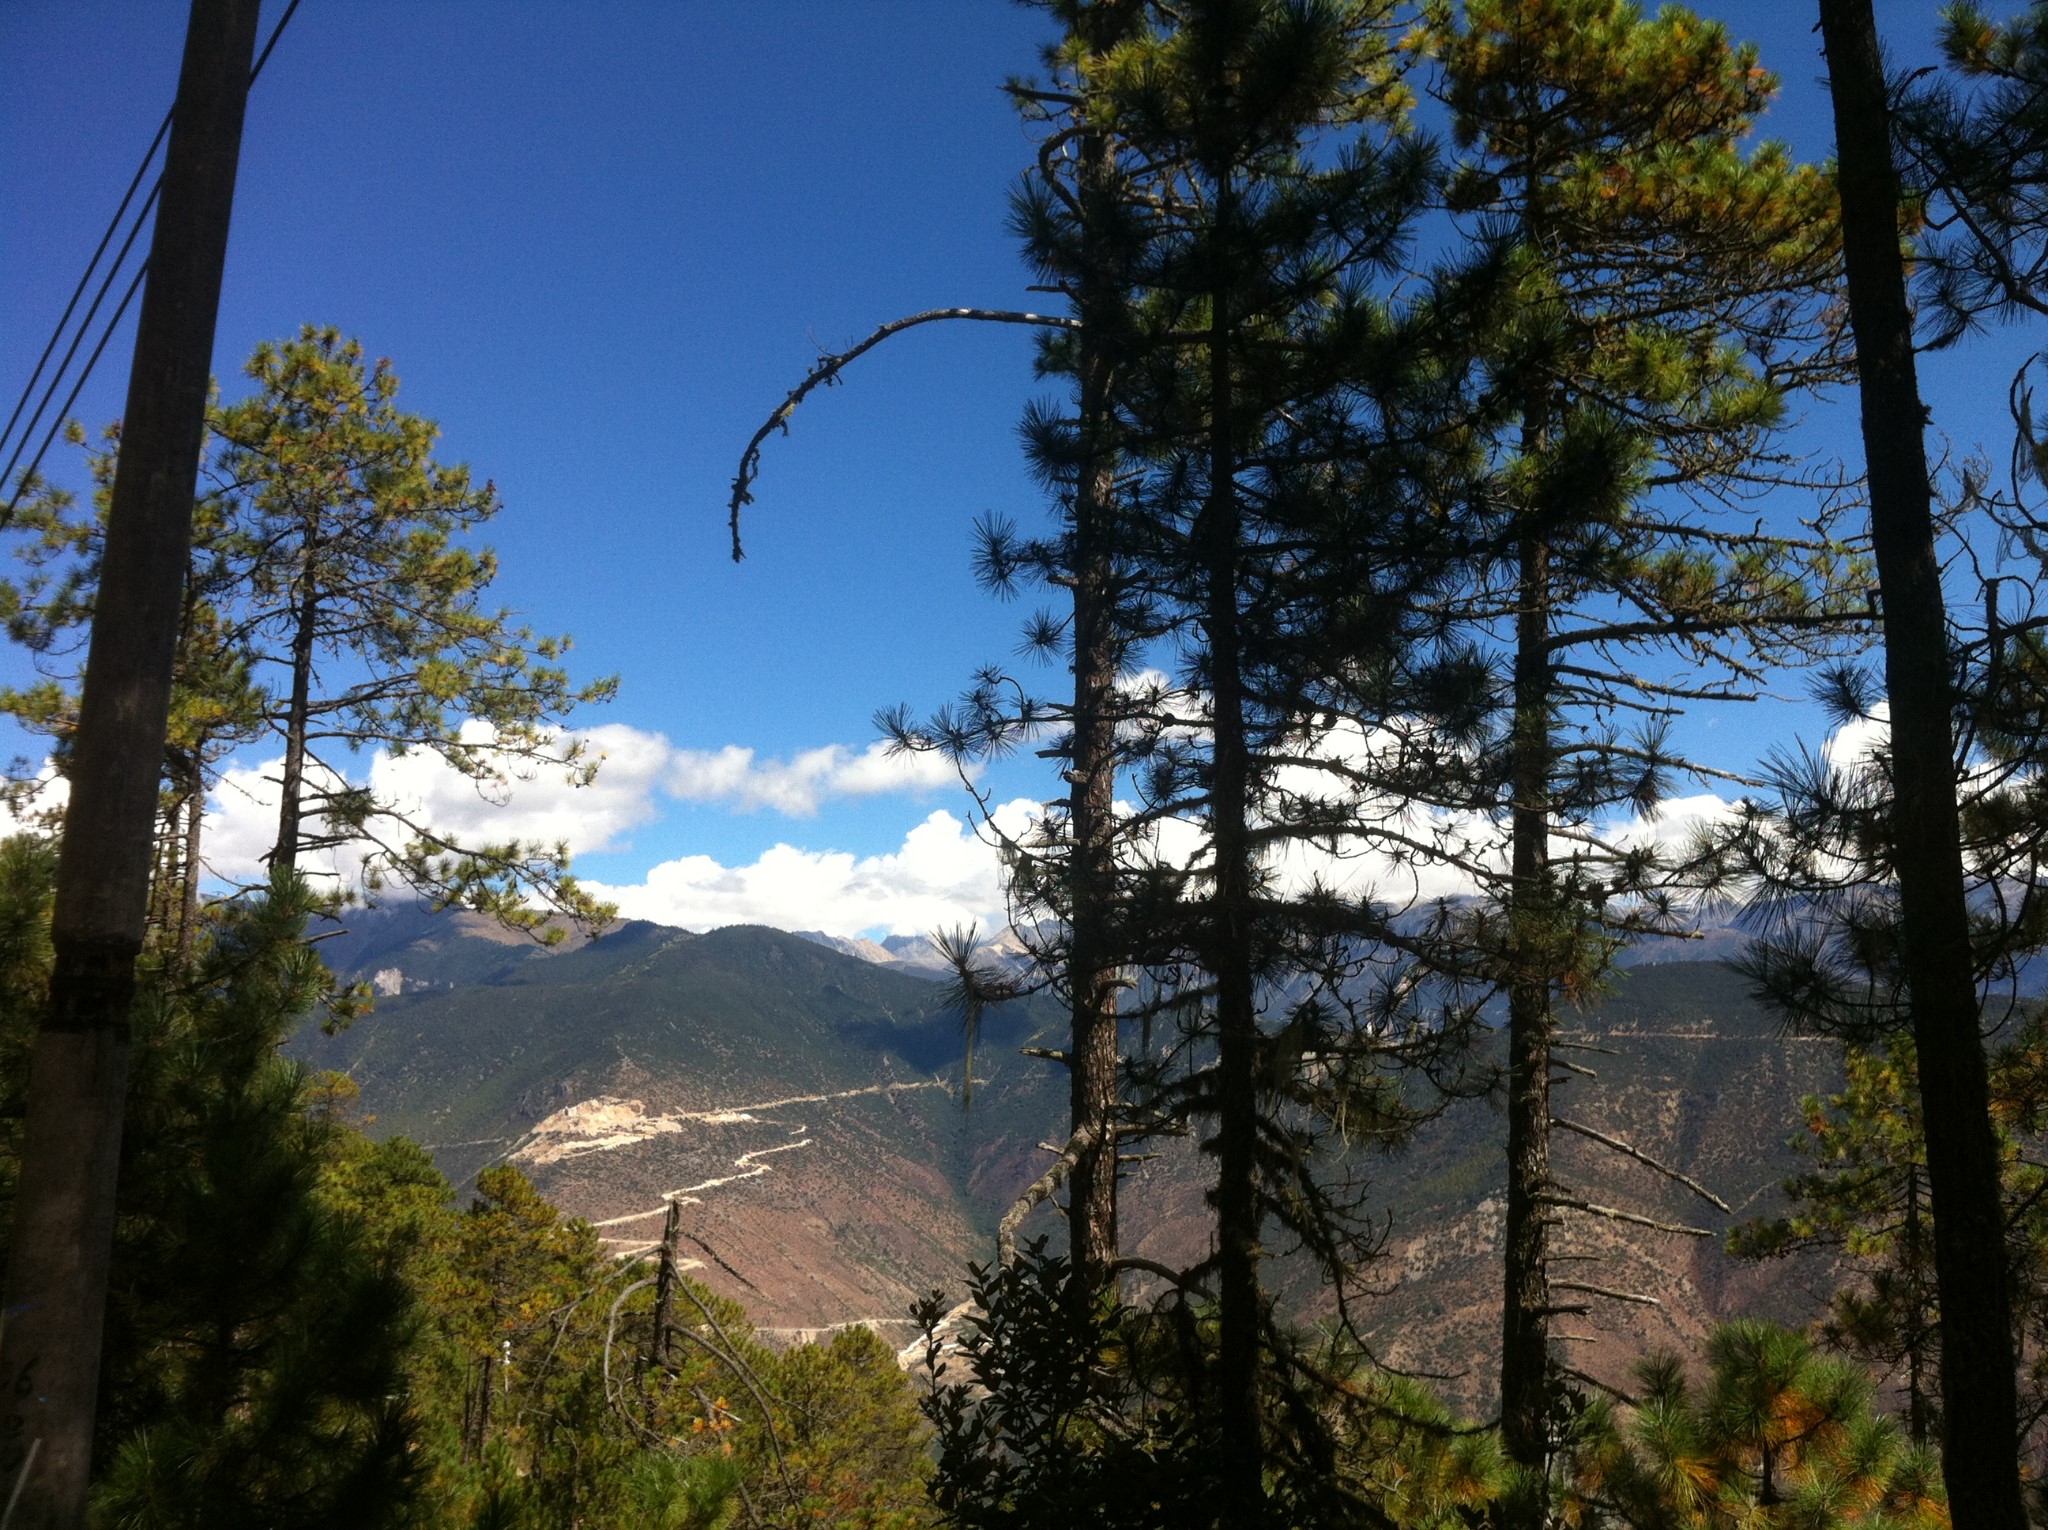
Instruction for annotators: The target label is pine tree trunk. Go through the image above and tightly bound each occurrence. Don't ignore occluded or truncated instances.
[144,791,180,946]
[271,567,320,871]
[0,4,259,1524]
[1818,2,2027,1521]
[467,1355,495,1462]
[1063,0,1142,1285]
[1500,534,1556,1487]
[1202,160,1265,1523]
[1066,465,1122,1286]
[1906,1162,1930,1447]
[177,777,204,967]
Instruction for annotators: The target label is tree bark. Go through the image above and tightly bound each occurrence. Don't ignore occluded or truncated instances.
[1062,0,1142,1288]
[176,775,204,968]
[1202,160,1265,1524]
[1500,537,1557,1483]
[0,3,259,1524]
[647,1197,681,1378]
[1818,2,2027,1522]
[270,561,320,870]
[467,1355,494,1462]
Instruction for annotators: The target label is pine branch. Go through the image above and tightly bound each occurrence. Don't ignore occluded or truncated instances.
[1550,1116,1733,1212]
[1535,1193,1714,1237]
[728,307,1079,559]
[998,1122,1100,1266]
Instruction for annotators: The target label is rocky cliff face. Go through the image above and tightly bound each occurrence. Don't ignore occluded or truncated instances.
[300,910,1840,1390]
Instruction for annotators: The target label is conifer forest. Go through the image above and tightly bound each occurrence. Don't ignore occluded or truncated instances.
[25,0,2048,1526]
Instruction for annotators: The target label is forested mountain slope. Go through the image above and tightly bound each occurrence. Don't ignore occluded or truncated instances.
[294,910,1064,1337]
[297,910,1835,1380]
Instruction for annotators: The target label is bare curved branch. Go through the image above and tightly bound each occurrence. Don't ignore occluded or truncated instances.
[1550,1116,1732,1213]
[728,307,1079,560]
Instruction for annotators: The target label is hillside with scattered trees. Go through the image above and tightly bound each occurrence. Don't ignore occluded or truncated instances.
[11,1,2048,1527]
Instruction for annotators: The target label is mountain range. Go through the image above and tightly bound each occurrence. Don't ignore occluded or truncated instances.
[295,905,1844,1400]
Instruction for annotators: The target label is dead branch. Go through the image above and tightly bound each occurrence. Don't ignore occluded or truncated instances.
[729,307,1079,559]
[1561,1366,1640,1405]
[666,1280,799,1505]
[1536,1193,1714,1238]
[1108,1255,1214,1296]
[1553,1280,1663,1308]
[998,1121,1098,1266]
[602,1277,659,1434]
[1551,1116,1732,1212]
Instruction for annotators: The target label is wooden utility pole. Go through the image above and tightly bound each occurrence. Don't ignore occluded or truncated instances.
[648,1197,681,1375]
[1818,2,2028,1523]
[0,2,260,1524]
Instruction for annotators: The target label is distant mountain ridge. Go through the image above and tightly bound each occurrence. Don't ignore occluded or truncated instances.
[790,926,1036,976]
[296,905,1842,1399]
[298,908,1065,1336]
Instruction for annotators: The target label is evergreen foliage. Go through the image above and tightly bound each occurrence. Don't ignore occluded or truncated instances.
[1565,1321,1945,1528]
[1731,1021,2048,1464]
[1413,0,1854,1490]
[0,839,935,1529]
[0,327,617,943]
[915,1243,1510,1530]
[34,0,2048,1519]
[0,858,418,1528]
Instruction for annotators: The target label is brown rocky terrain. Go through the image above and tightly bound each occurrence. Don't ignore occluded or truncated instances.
[300,910,1844,1396]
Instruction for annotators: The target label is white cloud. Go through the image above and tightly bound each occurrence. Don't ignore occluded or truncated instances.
[666,739,962,816]
[1605,791,1742,856]
[34,706,1887,939]
[371,721,672,853]
[191,723,969,898]
[583,798,1040,938]
[0,765,68,837]
[1822,703,1889,772]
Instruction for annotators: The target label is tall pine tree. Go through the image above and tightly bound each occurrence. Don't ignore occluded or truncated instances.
[1418,0,1849,1491]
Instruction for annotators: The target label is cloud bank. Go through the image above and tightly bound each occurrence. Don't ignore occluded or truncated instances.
[97,712,1877,943]
[585,799,1041,938]
[189,723,1009,936]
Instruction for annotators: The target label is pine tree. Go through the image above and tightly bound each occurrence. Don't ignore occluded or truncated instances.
[0,328,618,941]
[1577,1321,1946,1529]
[884,0,1163,1288]
[1787,2,2031,1519]
[1094,2,1454,1514]
[0,855,420,1528]
[1731,1015,2048,1467]
[729,2,1163,1293]
[1009,1,1153,1288]
[1416,0,1850,1486]
[4,424,271,969]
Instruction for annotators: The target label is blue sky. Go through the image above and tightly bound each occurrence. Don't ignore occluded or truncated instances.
[0,2,2033,936]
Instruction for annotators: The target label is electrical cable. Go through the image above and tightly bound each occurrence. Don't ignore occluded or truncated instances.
[4,268,151,522]
[249,0,302,85]
[0,181,164,499]
[0,108,172,466]
[0,0,306,522]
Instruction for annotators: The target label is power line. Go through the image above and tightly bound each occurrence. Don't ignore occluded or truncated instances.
[0,181,165,499]
[0,109,172,466]
[250,0,302,83]
[0,0,305,522]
